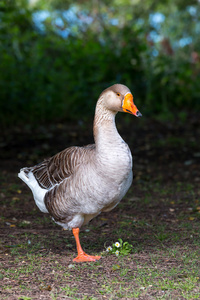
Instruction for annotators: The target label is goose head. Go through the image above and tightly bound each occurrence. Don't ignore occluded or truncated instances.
[98,84,142,118]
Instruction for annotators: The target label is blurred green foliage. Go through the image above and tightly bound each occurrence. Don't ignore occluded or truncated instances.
[0,0,200,128]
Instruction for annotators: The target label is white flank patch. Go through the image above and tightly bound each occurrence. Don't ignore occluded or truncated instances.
[54,214,85,230]
[18,169,48,213]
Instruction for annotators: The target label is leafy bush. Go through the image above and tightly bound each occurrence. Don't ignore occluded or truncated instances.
[0,0,199,129]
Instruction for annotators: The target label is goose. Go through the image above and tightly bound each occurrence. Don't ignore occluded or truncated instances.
[18,84,142,262]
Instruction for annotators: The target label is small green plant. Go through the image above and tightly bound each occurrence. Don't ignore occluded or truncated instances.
[106,239,133,256]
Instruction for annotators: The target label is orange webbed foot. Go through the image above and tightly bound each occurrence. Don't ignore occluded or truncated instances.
[73,252,101,262]
[72,228,101,262]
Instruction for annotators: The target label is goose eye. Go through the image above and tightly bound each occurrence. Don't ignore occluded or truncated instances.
[116,93,121,96]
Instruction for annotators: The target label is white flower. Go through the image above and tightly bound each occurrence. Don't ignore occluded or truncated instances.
[115,250,119,256]
[115,242,121,248]
[106,246,112,252]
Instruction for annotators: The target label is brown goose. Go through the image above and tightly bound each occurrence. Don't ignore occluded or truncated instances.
[18,84,142,262]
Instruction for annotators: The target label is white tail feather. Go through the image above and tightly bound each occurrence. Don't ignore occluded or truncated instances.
[18,169,48,213]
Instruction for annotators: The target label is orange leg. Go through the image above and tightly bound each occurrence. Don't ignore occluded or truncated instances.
[72,228,101,262]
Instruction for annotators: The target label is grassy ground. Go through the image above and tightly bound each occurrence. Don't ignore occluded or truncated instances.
[0,116,200,299]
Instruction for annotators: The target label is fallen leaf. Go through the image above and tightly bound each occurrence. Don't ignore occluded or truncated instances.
[12,197,20,201]
[68,264,75,269]
[40,284,52,291]
[184,160,193,166]
[112,264,121,271]
[21,220,31,225]
[193,152,200,157]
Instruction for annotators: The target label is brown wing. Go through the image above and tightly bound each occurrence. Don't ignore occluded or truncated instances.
[25,144,95,189]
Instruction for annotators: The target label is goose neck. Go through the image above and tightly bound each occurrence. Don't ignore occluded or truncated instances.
[93,107,122,153]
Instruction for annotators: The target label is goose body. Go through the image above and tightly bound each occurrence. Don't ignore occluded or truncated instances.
[18,84,141,262]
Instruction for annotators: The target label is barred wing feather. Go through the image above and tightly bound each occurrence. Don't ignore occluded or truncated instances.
[24,144,95,190]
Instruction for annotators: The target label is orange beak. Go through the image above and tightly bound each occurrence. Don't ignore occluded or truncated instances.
[122,93,142,117]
